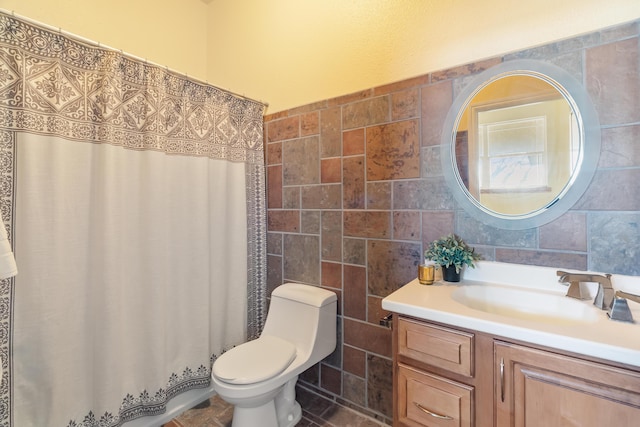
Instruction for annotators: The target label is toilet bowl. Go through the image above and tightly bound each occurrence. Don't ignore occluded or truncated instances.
[211,283,337,427]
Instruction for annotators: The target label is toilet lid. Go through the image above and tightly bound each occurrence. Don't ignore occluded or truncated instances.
[212,335,296,385]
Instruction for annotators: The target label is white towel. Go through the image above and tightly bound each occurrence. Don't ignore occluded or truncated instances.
[0,220,17,279]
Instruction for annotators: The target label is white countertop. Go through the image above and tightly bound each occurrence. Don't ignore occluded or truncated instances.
[381,261,640,368]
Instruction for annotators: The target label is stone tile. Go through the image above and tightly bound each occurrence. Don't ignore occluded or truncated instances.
[329,88,374,108]
[575,169,640,211]
[421,80,452,147]
[267,210,299,232]
[456,212,537,248]
[344,264,366,320]
[267,115,299,142]
[422,145,441,177]
[322,211,343,261]
[301,184,342,210]
[267,165,282,209]
[367,240,421,297]
[343,156,365,209]
[393,178,456,210]
[322,404,386,426]
[344,211,391,239]
[539,212,587,251]
[343,318,392,358]
[343,372,367,407]
[431,57,502,82]
[300,364,320,387]
[302,210,321,234]
[366,355,393,418]
[393,211,421,241]
[266,141,282,165]
[284,234,320,284]
[599,21,640,43]
[374,74,431,96]
[495,248,587,271]
[366,120,420,181]
[264,111,288,122]
[301,111,320,136]
[422,211,455,247]
[283,136,320,185]
[343,128,365,156]
[321,158,342,183]
[343,345,366,378]
[321,261,342,289]
[343,238,366,266]
[320,364,342,395]
[283,186,301,209]
[589,212,640,276]
[325,316,343,368]
[288,99,328,116]
[506,48,584,82]
[599,125,640,168]
[367,296,385,325]
[296,386,334,417]
[391,88,419,121]
[366,182,391,210]
[343,96,390,130]
[321,106,342,158]
[267,232,282,255]
[586,38,640,126]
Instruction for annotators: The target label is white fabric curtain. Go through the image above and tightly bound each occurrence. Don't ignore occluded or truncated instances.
[0,12,266,427]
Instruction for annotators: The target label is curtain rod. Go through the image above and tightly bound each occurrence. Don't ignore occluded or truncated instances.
[1,8,270,111]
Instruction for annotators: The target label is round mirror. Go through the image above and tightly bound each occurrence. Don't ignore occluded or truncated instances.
[441,60,600,230]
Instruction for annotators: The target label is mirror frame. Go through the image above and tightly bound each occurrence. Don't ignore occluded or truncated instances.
[440,59,601,230]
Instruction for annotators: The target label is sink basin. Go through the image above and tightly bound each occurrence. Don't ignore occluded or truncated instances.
[451,284,600,324]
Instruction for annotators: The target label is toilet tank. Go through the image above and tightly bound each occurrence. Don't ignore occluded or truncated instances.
[261,283,337,362]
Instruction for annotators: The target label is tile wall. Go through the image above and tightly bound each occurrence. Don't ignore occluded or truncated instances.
[263,20,640,423]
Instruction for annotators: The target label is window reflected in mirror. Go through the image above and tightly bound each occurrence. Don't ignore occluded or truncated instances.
[455,75,580,216]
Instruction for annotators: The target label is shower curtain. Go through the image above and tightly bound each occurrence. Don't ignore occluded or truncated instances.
[0,11,266,427]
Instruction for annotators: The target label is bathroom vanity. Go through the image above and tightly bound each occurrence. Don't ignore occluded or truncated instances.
[382,262,640,427]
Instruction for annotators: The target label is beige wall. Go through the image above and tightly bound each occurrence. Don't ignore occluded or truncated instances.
[1,0,209,80]
[208,0,640,112]
[2,0,639,112]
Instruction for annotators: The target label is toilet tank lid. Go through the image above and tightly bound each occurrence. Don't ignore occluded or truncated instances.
[273,283,337,307]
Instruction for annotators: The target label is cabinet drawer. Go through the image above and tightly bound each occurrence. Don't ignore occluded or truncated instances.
[398,318,474,377]
[398,363,473,427]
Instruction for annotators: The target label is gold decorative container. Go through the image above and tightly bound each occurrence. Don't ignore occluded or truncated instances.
[418,263,435,285]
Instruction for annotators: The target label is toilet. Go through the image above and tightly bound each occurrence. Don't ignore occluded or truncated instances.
[211,283,337,427]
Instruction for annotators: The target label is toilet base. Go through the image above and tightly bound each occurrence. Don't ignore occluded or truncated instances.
[230,400,301,427]
[225,377,301,427]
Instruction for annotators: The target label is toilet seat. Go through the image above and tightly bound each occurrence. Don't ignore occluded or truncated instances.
[213,335,296,385]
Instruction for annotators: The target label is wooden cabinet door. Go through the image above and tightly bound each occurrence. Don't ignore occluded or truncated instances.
[495,341,640,427]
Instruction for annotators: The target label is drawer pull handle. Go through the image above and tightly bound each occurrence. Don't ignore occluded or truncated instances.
[413,402,453,420]
[500,357,505,402]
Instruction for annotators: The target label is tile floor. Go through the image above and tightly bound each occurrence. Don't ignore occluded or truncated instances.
[163,385,389,427]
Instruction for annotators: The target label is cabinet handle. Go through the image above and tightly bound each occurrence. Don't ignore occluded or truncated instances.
[500,357,505,402]
[413,402,453,420]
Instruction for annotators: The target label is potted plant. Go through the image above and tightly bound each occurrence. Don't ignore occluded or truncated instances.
[424,234,480,282]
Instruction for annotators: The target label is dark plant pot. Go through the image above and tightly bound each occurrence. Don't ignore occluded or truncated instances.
[442,265,461,282]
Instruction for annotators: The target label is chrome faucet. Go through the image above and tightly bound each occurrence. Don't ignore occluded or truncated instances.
[556,271,614,310]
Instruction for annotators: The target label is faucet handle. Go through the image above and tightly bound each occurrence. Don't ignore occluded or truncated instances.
[608,291,640,323]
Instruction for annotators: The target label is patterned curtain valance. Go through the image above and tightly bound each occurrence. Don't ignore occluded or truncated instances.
[0,12,265,164]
